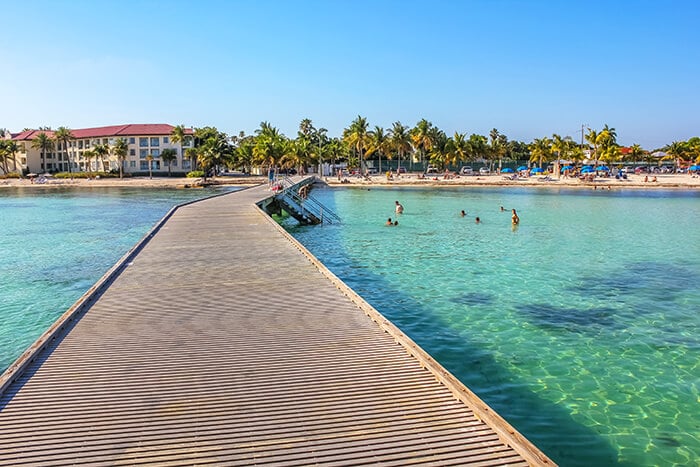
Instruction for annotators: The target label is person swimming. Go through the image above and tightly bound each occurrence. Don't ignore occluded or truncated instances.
[460,210,466,217]
[475,217,480,224]
[511,209,520,225]
[386,217,393,226]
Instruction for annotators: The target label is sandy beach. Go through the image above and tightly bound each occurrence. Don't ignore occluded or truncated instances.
[1,172,699,190]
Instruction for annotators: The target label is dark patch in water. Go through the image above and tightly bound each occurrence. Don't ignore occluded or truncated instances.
[515,303,623,333]
[655,435,681,448]
[578,261,700,307]
[450,292,495,306]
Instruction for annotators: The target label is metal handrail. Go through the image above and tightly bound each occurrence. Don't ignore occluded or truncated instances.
[277,176,341,224]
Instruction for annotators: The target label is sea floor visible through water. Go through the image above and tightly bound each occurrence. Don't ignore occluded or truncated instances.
[1,185,698,467]
[285,185,700,467]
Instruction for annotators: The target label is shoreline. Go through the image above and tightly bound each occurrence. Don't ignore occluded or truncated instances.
[1,173,699,190]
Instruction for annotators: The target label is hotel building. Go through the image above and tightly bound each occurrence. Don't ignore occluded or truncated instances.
[11,124,194,175]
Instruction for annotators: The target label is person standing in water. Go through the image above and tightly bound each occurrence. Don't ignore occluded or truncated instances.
[395,200,404,214]
[511,209,520,225]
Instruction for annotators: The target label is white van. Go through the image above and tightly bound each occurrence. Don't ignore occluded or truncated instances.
[460,166,474,175]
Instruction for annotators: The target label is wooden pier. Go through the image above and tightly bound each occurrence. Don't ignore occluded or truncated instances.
[0,179,554,466]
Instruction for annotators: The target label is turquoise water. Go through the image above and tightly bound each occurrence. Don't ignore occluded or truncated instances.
[286,186,700,467]
[0,186,236,374]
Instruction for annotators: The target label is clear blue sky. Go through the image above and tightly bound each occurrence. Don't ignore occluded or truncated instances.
[2,0,698,149]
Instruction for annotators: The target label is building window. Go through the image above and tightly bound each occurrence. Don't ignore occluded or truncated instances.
[85,140,91,148]
[78,141,83,149]
[140,149,149,158]
[150,137,160,147]
[130,161,136,168]
[183,160,191,170]
[129,137,136,144]
[163,136,169,144]
[130,149,136,156]
[171,159,177,167]
[140,161,149,170]
[102,138,108,145]
[151,149,160,157]
[139,137,148,147]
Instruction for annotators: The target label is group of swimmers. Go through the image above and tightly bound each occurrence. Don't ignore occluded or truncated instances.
[387,200,519,226]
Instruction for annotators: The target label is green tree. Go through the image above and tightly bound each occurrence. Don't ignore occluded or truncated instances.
[367,126,392,173]
[112,138,128,178]
[585,128,599,162]
[467,134,489,164]
[343,116,370,173]
[83,149,95,174]
[54,127,75,177]
[411,119,434,170]
[488,128,507,171]
[664,141,688,170]
[31,132,54,173]
[92,143,109,173]
[253,122,287,173]
[448,132,470,167]
[160,148,177,176]
[389,121,411,172]
[529,137,552,168]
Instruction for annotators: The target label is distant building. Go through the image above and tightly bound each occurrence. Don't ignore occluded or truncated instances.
[11,124,194,175]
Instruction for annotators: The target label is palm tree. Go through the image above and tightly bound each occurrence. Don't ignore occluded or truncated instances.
[367,126,391,173]
[449,132,470,167]
[664,141,688,171]
[628,144,646,168]
[467,134,488,165]
[585,128,599,163]
[488,128,507,171]
[145,154,154,179]
[551,134,574,165]
[170,124,190,147]
[92,143,109,173]
[529,137,552,169]
[411,119,434,170]
[31,132,54,173]
[54,127,75,177]
[83,149,95,174]
[160,148,177,176]
[389,121,411,173]
[253,122,286,176]
[343,116,370,173]
[0,140,19,174]
[112,138,128,178]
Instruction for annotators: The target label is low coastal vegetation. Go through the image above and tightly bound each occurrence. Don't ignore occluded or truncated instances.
[2,121,700,177]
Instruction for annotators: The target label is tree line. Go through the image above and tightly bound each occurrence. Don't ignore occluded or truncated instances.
[2,120,699,177]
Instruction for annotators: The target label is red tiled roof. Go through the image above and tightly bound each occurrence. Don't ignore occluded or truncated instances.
[12,124,193,141]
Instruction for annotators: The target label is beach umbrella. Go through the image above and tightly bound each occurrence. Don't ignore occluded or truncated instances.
[501,168,514,173]
[531,167,544,173]
[563,165,574,170]
[581,167,594,174]
[596,166,610,171]
[517,166,528,171]
[690,165,699,171]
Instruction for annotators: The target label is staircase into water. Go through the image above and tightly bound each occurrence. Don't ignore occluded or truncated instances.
[272,176,341,225]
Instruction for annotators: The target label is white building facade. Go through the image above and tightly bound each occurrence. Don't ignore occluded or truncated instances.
[12,124,194,175]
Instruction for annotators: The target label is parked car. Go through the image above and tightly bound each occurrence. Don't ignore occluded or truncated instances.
[397,167,407,174]
[426,166,439,174]
[460,166,474,175]
[479,167,491,175]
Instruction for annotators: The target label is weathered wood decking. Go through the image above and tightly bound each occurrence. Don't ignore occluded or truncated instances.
[0,180,554,466]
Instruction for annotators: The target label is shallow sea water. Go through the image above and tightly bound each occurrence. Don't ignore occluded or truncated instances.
[0,186,235,374]
[286,186,700,467]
